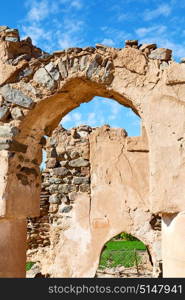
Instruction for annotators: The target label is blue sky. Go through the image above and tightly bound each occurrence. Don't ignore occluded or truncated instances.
[1,0,185,136]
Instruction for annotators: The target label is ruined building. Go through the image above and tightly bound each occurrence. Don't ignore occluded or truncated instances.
[0,26,185,277]
[27,125,161,277]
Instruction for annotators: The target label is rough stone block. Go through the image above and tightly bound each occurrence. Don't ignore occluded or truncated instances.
[0,85,34,108]
[69,158,89,167]
[149,48,172,61]
[33,67,55,89]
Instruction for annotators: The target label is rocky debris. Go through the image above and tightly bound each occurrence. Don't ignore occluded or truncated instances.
[139,44,157,56]
[0,84,34,108]
[139,44,157,51]
[148,48,172,61]
[96,44,110,50]
[10,107,24,120]
[125,40,138,48]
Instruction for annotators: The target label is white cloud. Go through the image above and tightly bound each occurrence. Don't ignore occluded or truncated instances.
[117,13,128,22]
[26,0,57,22]
[22,23,52,45]
[101,38,115,47]
[71,0,83,9]
[143,4,172,21]
[100,27,130,47]
[72,112,82,121]
[21,0,86,51]
[135,25,167,38]
[61,114,72,124]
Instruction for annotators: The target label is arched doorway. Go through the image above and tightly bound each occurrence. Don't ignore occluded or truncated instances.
[96,232,153,278]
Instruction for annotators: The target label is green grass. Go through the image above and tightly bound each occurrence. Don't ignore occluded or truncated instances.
[26,261,36,271]
[105,240,146,251]
[99,240,146,269]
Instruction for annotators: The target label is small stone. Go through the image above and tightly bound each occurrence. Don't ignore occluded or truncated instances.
[0,106,9,121]
[83,46,95,53]
[49,194,60,204]
[72,176,90,185]
[69,158,89,168]
[11,107,24,120]
[52,167,70,176]
[149,48,172,61]
[0,85,34,108]
[79,55,88,71]
[70,151,80,159]
[180,58,185,63]
[96,44,109,49]
[0,125,19,138]
[58,184,77,194]
[61,195,69,204]
[60,161,68,167]
[71,58,79,73]
[48,177,62,184]
[78,125,91,132]
[45,62,60,81]
[58,61,68,78]
[49,204,58,213]
[48,184,59,193]
[79,184,90,193]
[86,55,102,78]
[33,67,55,89]
[60,205,73,213]
[46,158,57,168]
[125,40,138,47]
[139,44,157,51]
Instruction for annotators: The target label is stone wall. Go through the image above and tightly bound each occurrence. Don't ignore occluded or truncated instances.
[27,124,161,278]
[27,125,92,252]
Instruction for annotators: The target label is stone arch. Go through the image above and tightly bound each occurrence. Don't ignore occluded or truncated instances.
[1,27,185,277]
